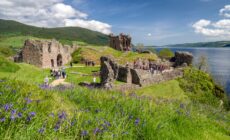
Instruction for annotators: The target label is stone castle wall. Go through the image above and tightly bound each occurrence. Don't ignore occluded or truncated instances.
[109,33,132,51]
[100,52,193,88]
[20,39,77,68]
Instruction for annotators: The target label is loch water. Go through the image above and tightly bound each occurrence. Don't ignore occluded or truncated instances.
[155,47,230,96]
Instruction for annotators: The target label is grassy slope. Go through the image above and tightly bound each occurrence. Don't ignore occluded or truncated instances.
[75,46,158,65]
[0,63,50,84]
[0,19,109,45]
[0,78,229,139]
[134,80,187,100]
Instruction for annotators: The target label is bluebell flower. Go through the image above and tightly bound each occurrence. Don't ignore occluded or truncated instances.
[30,112,36,117]
[38,128,45,134]
[11,90,16,94]
[4,104,13,111]
[26,116,31,122]
[54,121,61,131]
[0,92,3,95]
[17,112,22,118]
[25,98,32,104]
[58,111,66,120]
[135,118,140,125]
[0,117,5,122]
[180,103,185,109]
[81,130,88,136]
[94,128,100,135]
[11,109,17,115]
[10,115,15,121]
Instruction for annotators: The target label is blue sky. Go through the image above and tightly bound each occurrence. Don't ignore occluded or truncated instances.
[69,0,230,45]
[0,0,229,45]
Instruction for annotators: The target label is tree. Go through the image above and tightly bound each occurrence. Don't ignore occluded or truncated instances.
[197,55,209,72]
[135,43,144,53]
[158,48,174,59]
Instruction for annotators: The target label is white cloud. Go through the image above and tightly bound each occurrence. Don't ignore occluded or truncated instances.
[65,19,112,34]
[192,5,230,38]
[220,5,230,18]
[147,33,152,37]
[0,0,111,34]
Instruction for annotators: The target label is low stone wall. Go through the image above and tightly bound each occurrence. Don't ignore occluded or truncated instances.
[100,56,184,88]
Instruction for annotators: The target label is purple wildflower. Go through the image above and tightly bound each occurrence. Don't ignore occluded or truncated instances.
[26,116,31,122]
[30,112,36,117]
[11,109,17,115]
[4,104,13,111]
[38,128,45,134]
[25,98,32,104]
[17,112,22,118]
[54,121,61,131]
[135,118,140,125]
[58,111,66,120]
[180,103,185,109]
[81,130,88,136]
[10,115,15,121]
[0,117,5,122]
[94,128,100,135]
[0,92,2,95]
[11,90,16,94]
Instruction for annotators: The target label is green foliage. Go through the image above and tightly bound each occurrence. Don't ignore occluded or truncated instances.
[0,47,14,57]
[178,68,226,107]
[0,19,109,45]
[0,57,20,73]
[158,48,174,59]
[0,79,229,139]
[0,63,50,84]
[71,48,83,63]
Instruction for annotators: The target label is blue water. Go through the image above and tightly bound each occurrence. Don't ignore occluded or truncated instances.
[155,47,230,96]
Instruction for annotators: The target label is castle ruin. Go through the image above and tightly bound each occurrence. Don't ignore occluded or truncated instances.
[109,33,132,51]
[14,39,77,68]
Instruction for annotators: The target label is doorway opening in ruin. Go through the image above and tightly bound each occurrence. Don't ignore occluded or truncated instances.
[57,54,63,67]
[51,59,54,67]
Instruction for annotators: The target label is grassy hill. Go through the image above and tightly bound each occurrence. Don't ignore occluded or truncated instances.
[0,19,109,46]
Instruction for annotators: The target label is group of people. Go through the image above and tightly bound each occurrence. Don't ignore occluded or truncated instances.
[50,67,67,79]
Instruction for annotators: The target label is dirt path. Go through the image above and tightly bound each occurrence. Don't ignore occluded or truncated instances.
[50,78,71,87]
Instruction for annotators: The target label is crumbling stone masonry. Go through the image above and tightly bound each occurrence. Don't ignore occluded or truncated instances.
[14,39,77,68]
[100,51,193,88]
[109,33,132,51]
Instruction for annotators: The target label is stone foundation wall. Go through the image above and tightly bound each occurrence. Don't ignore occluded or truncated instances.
[100,55,186,88]
[19,39,77,68]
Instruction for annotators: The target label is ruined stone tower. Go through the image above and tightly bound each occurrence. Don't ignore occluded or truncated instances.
[18,39,77,68]
[109,33,132,51]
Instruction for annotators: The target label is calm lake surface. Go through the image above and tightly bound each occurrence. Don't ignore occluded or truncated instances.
[155,47,230,96]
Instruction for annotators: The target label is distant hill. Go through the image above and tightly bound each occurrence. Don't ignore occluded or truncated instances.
[164,41,230,48]
[0,19,109,45]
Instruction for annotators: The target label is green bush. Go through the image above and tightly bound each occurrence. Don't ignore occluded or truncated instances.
[0,56,20,72]
[0,47,14,57]
[158,48,174,59]
[178,67,227,107]
[71,48,83,63]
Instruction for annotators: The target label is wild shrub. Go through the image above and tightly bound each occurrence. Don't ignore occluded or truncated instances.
[0,56,20,73]
[158,48,174,59]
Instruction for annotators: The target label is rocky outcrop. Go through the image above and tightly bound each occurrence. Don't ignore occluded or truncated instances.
[173,51,193,67]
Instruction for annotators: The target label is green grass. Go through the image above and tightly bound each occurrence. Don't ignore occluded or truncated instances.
[134,80,187,100]
[0,57,20,72]
[66,65,100,85]
[0,36,39,49]
[73,46,158,65]
[0,79,229,139]
[0,63,50,84]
